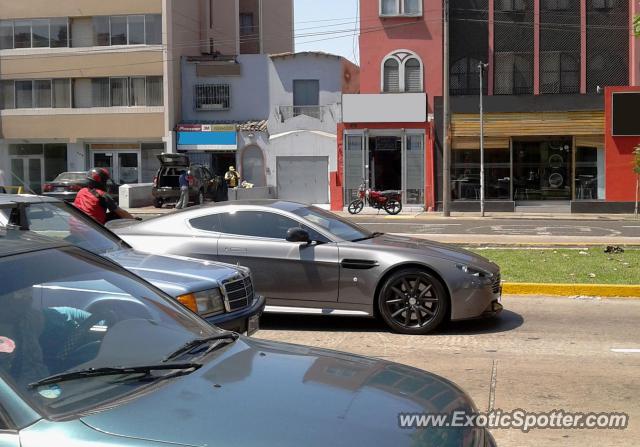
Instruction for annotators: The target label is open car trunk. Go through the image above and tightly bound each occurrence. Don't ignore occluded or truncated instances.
[157,167,184,188]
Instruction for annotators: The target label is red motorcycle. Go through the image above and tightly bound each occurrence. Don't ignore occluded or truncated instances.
[348,182,402,215]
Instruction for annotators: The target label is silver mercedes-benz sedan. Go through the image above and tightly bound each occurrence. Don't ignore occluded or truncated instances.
[113,200,503,335]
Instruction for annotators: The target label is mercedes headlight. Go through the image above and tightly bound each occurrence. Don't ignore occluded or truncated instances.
[177,288,225,315]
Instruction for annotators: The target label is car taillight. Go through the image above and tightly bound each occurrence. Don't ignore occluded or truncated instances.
[43,183,53,192]
[153,176,158,187]
[68,184,82,192]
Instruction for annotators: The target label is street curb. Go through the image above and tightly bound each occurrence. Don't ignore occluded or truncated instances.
[502,283,640,298]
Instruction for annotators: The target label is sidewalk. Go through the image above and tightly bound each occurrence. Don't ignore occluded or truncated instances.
[334,209,639,221]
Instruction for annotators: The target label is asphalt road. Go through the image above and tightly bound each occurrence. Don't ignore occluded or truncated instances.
[255,296,640,447]
[348,216,640,238]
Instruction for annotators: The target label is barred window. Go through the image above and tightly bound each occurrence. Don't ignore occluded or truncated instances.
[494,52,533,95]
[540,52,579,94]
[450,57,483,96]
[543,0,570,10]
[194,84,230,110]
[495,0,526,11]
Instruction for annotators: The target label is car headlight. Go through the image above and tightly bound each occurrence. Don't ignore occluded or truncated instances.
[177,288,225,315]
[457,264,494,279]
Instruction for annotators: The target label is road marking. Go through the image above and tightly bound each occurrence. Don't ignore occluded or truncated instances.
[622,226,640,228]
[610,349,640,353]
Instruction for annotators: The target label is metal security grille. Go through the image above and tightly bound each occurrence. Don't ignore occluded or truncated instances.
[586,0,628,92]
[494,0,534,95]
[540,0,580,94]
[194,84,230,110]
[450,0,489,96]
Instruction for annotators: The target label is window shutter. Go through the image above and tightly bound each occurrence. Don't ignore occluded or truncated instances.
[383,59,400,92]
[404,58,422,92]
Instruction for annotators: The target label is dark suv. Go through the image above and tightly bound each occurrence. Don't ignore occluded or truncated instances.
[152,154,218,208]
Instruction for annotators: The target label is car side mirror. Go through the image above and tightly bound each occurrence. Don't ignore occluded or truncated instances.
[286,227,310,244]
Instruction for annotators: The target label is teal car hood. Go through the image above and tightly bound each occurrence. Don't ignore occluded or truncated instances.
[80,338,479,447]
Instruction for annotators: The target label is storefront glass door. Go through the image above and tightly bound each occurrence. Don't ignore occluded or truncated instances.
[344,132,425,206]
[93,151,140,184]
[10,156,44,194]
[512,139,572,201]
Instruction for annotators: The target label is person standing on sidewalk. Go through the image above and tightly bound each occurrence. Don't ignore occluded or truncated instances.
[176,170,190,209]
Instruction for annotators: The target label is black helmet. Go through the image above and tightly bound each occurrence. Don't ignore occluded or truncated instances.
[87,167,110,187]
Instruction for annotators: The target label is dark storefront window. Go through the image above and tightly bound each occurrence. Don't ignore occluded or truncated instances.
[451,147,510,201]
[513,139,572,201]
[575,145,605,200]
[44,144,68,181]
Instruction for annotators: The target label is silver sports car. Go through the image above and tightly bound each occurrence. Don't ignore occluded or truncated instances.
[114,201,503,334]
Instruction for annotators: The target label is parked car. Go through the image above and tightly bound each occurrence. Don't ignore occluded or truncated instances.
[42,171,120,202]
[0,230,496,447]
[152,153,218,208]
[0,195,264,335]
[113,200,503,335]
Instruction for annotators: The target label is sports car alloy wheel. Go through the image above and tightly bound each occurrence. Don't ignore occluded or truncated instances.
[378,269,447,334]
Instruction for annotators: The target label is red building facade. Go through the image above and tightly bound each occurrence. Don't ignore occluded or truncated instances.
[334,0,442,211]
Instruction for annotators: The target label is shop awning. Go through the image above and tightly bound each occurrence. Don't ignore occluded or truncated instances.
[176,124,237,151]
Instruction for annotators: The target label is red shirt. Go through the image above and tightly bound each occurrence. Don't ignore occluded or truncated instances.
[73,188,117,224]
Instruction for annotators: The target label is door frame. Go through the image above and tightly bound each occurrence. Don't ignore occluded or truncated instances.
[91,150,141,184]
[343,129,426,206]
[9,155,45,193]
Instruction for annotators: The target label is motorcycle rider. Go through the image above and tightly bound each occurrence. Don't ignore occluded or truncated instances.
[73,168,136,225]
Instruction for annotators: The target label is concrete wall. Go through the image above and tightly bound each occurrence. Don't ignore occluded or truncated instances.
[181,54,270,122]
[0,112,164,140]
[267,53,343,135]
[0,0,161,18]
[210,0,239,55]
[261,0,294,54]
[266,130,337,191]
[358,0,442,113]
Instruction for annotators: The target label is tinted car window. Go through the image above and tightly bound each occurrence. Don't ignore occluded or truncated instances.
[17,203,123,254]
[291,206,371,241]
[219,211,300,239]
[0,246,213,418]
[190,214,221,232]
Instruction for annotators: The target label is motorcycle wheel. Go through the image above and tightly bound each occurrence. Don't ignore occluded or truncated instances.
[384,199,402,215]
[348,200,364,215]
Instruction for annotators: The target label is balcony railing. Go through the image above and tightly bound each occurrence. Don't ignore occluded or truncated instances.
[279,105,326,122]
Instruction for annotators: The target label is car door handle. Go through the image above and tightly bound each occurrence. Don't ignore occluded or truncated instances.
[225,247,248,254]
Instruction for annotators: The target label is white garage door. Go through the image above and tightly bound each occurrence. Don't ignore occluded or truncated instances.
[276,156,329,204]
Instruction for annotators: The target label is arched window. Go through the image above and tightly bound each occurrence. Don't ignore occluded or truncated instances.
[404,58,422,92]
[381,51,423,93]
[383,59,400,92]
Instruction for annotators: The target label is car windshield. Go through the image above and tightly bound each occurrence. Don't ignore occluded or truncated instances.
[0,245,215,418]
[53,173,87,182]
[290,206,372,242]
[0,202,124,255]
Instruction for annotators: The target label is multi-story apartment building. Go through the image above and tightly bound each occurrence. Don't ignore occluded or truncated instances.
[0,0,294,194]
[446,0,639,213]
[0,0,202,193]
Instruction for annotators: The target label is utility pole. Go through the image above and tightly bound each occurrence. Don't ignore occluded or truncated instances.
[442,0,451,216]
[479,62,488,217]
